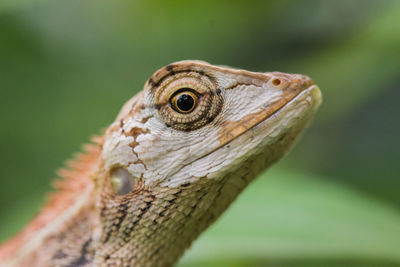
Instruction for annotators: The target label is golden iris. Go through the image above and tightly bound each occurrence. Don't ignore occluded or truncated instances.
[170,90,198,113]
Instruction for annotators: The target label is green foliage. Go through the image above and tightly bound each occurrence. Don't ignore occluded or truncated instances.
[179,168,400,266]
[1,0,399,265]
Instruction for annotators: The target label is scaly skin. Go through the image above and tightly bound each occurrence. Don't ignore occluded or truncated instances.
[0,60,321,267]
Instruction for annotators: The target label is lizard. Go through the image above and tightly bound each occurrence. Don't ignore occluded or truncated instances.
[0,60,321,267]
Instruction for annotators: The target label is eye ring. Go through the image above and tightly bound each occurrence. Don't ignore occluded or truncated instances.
[154,71,223,131]
[170,89,199,114]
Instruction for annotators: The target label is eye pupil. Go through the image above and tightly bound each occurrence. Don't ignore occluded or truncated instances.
[170,90,198,113]
[176,94,195,112]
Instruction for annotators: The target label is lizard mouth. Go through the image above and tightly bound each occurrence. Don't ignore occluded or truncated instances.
[217,76,319,147]
[161,81,321,187]
[207,83,321,160]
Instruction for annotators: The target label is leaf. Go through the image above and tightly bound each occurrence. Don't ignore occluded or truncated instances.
[0,0,45,13]
[290,1,400,122]
[178,168,400,266]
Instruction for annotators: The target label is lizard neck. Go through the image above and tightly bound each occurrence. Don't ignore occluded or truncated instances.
[0,112,306,267]
[95,174,246,267]
[94,145,290,266]
[94,114,306,267]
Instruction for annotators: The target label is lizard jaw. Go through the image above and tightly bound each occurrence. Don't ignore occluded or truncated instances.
[161,83,321,187]
[217,74,318,147]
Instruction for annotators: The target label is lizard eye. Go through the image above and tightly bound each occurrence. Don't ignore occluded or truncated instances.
[153,71,223,131]
[170,90,198,113]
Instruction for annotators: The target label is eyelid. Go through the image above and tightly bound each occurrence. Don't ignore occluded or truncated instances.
[155,75,209,104]
[169,87,201,99]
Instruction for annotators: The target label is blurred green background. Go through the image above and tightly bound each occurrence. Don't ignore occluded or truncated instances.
[1,0,400,266]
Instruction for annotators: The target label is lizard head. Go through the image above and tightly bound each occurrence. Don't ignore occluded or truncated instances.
[102,60,321,190]
[95,60,321,265]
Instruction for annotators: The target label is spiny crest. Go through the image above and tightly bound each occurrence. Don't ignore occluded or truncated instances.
[0,136,103,260]
[35,135,104,223]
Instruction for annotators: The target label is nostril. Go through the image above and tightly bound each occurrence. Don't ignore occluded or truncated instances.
[268,76,288,90]
[271,78,281,86]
